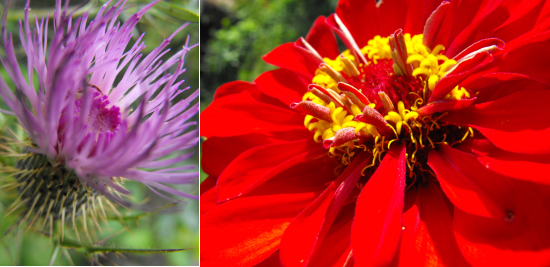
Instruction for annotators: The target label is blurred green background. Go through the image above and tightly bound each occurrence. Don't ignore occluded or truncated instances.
[0,0,199,265]
[199,0,338,182]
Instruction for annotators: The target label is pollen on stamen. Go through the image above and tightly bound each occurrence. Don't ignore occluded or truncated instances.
[297,32,475,189]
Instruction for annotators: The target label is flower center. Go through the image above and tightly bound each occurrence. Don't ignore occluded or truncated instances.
[75,90,122,134]
[292,32,474,188]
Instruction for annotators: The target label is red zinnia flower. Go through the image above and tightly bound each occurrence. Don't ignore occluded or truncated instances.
[201,0,550,266]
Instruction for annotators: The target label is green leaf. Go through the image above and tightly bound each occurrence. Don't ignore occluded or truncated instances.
[152,2,199,23]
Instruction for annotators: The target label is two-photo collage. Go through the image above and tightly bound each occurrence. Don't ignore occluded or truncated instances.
[1,0,550,266]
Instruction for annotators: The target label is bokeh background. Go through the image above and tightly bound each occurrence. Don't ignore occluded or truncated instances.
[0,0,199,265]
[199,0,339,182]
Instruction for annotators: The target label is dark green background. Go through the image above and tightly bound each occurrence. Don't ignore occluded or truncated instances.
[199,0,338,183]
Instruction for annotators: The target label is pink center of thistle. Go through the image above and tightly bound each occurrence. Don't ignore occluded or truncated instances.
[75,91,122,133]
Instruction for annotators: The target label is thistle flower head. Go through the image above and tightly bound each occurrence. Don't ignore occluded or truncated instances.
[0,0,199,232]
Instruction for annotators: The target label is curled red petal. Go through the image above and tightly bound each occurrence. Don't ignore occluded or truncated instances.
[338,82,371,106]
[423,1,450,49]
[417,97,476,116]
[309,84,346,108]
[325,14,368,65]
[355,105,394,137]
[352,144,407,266]
[290,101,333,122]
[429,51,494,102]
[324,127,358,148]
[294,38,325,65]
[452,38,505,62]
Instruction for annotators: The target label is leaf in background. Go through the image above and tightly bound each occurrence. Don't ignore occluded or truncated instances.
[153,2,199,23]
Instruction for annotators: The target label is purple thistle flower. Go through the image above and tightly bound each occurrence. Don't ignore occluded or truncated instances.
[0,0,199,214]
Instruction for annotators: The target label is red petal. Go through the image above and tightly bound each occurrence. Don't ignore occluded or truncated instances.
[428,144,516,220]
[309,204,355,267]
[324,14,368,65]
[202,134,286,178]
[452,38,505,61]
[256,250,281,267]
[398,184,469,266]
[305,16,340,59]
[200,186,218,216]
[454,180,550,265]
[465,140,550,186]
[200,176,217,195]
[416,97,476,116]
[506,27,550,52]
[402,0,430,35]
[279,152,372,266]
[485,41,550,86]
[213,81,256,100]
[247,156,339,197]
[255,69,309,106]
[200,90,305,138]
[447,0,547,57]
[462,72,549,103]
[442,89,550,154]
[263,43,319,79]
[423,0,448,27]
[335,0,380,48]
[423,1,450,49]
[217,139,327,202]
[352,144,407,266]
[442,0,501,56]
[335,0,428,46]
[375,0,409,38]
[200,193,318,267]
[429,51,494,102]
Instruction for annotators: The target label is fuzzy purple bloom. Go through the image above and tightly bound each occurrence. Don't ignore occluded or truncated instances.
[0,0,199,205]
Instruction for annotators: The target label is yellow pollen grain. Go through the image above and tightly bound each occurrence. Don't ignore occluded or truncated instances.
[444,86,471,100]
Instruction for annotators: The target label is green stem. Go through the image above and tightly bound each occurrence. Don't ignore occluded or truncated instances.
[56,237,193,255]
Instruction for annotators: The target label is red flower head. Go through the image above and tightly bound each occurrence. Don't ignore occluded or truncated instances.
[201,0,550,266]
